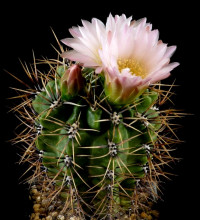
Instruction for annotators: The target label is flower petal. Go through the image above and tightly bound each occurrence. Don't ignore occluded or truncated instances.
[62,50,98,67]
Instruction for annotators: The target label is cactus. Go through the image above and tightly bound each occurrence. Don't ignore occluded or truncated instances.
[10,14,182,220]
[11,57,181,220]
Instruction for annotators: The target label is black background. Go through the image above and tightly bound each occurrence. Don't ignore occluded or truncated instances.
[0,1,199,219]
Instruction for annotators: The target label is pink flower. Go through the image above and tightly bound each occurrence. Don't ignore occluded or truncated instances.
[61,64,83,100]
[61,18,106,73]
[61,14,179,104]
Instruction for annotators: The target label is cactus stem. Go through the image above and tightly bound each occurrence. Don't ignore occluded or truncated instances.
[10,44,183,218]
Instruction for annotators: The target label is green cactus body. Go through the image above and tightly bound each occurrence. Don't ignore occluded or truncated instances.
[29,64,164,218]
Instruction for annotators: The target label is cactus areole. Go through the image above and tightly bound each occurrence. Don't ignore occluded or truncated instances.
[12,14,181,219]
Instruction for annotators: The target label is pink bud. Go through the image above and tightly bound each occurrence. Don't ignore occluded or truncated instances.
[61,64,83,100]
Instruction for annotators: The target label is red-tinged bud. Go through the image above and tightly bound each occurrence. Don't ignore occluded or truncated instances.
[61,64,83,101]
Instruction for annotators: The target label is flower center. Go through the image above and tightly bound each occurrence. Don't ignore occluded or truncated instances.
[117,58,147,78]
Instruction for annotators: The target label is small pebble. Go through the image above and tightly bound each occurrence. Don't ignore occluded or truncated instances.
[36,196,41,203]
[70,216,80,220]
[51,211,58,217]
[140,211,153,220]
[31,189,39,195]
[39,207,46,213]
[33,204,41,212]
[57,214,65,220]
[29,184,160,220]
[45,187,50,192]
[42,198,49,207]
[141,212,148,218]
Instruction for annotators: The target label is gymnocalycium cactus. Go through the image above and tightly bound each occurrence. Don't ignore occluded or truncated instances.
[11,14,182,220]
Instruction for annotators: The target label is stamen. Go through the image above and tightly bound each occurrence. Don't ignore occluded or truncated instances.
[117,58,147,78]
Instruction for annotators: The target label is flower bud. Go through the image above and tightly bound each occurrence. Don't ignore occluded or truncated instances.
[61,64,83,101]
[104,69,147,105]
